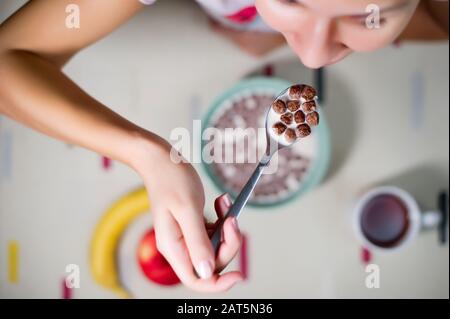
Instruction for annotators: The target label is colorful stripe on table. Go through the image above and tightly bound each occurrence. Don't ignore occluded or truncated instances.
[262,64,274,77]
[361,247,372,265]
[239,234,248,280]
[8,241,19,283]
[62,278,73,299]
[101,156,112,170]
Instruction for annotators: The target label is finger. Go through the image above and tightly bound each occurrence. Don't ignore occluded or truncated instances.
[216,217,242,272]
[155,210,243,293]
[174,204,215,280]
[153,209,199,283]
[192,271,244,293]
[214,193,232,221]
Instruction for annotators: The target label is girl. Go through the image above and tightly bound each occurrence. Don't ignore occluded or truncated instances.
[0,0,447,293]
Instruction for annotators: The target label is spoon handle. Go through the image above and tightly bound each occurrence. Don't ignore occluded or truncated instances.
[211,158,270,254]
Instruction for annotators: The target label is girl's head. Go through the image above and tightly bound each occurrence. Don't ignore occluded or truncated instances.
[256,0,420,68]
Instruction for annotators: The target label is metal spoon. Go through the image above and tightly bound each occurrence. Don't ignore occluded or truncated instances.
[210,84,318,254]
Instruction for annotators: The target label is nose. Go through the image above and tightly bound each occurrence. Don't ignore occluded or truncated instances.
[287,17,341,69]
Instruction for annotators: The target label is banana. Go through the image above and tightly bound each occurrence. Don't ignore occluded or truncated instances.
[90,187,150,298]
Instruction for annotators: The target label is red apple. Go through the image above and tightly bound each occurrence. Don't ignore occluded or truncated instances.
[137,228,180,286]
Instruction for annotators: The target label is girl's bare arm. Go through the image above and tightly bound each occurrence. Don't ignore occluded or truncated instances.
[0,0,153,168]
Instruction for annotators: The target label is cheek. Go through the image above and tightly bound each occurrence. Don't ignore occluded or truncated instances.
[344,31,396,52]
[282,33,304,57]
[341,11,417,52]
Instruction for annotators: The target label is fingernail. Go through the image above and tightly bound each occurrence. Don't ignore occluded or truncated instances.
[197,260,213,279]
[223,193,232,208]
[231,217,239,232]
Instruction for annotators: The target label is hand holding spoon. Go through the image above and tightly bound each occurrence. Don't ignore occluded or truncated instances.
[210,84,320,254]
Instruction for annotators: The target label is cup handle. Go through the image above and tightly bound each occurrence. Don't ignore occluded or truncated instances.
[421,192,448,244]
[421,210,441,229]
[437,191,448,245]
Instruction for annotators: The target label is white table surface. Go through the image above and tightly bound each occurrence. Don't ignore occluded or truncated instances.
[0,0,448,298]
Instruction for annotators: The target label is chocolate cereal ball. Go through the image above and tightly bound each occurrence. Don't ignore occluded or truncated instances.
[294,110,305,124]
[296,124,311,138]
[288,85,303,100]
[301,85,316,101]
[272,99,286,114]
[284,128,297,142]
[287,100,301,112]
[280,112,293,125]
[272,122,287,135]
[306,111,319,126]
[302,100,317,112]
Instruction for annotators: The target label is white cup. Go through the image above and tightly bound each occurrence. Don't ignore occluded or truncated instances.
[352,186,444,253]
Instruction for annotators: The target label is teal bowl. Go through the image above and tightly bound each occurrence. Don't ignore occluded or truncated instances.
[201,77,331,208]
